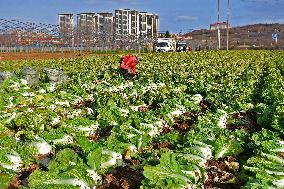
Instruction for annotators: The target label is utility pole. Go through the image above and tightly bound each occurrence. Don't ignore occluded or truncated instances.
[226,0,230,50]
[217,0,221,49]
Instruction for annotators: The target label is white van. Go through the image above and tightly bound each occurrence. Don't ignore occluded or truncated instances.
[155,38,176,52]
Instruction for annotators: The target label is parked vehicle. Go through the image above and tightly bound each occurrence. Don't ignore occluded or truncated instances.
[155,38,176,52]
[176,42,188,52]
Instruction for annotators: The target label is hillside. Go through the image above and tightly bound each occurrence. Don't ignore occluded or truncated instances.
[184,23,284,50]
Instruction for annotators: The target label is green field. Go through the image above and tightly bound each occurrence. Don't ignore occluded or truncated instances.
[0,51,284,189]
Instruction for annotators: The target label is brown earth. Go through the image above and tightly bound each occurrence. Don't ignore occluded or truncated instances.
[226,110,261,132]
[205,156,242,189]
[160,125,172,135]
[173,112,198,133]
[5,176,20,189]
[152,142,175,150]
[97,166,144,189]
[5,164,40,189]
[88,125,114,142]
[123,150,141,165]
[199,99,211,112]
[0,52,116,61]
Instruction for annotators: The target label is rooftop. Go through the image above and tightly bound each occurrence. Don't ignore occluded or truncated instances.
[58,13,73,16]
[77,13,96,15]
[210,22,228,26]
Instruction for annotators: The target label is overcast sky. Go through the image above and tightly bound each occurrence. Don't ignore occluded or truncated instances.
[0,0,283,33]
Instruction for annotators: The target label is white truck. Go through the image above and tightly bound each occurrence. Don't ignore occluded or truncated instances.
[155,38,176,52]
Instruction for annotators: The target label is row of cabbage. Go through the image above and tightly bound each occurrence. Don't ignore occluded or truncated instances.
[242,52,284,188]
[0,51,283,188]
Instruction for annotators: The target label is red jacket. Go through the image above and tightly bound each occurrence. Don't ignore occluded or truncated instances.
[120,55,139,74]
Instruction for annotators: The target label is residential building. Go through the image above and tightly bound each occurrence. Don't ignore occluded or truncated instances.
[139,12,147,36]
[77,13,97,44]
[59,9,159,41]
[77,13,114,34]
[115,9,139,37]
[58,14,74,36]
[77,13,98,34]
[139,12,159,38]
[97,13,114,36]
[146,13,159,37]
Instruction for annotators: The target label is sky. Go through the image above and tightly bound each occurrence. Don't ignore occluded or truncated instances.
[0,0,283,33]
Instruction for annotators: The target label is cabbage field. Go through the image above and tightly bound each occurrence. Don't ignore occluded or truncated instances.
[0,51,284,189]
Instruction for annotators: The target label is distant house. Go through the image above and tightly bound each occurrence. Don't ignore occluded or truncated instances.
[210,22,230,30]
[176,35,192,40]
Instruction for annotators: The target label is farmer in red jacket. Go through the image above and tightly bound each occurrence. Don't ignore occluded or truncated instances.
[120,55,139,80]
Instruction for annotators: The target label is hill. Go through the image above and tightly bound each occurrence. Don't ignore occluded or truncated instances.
[184,23,284,50]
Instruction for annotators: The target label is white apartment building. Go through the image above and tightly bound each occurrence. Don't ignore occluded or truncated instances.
[97,13,114,36]
[150,13,159,37]
[139,12,159,37]
[115,9,159,38]
[139,12,147,36]
[59,9,159,40]
[115,9,139,36]
[77,13,114,35]
[77,13,98,34]
[58,14,74,36]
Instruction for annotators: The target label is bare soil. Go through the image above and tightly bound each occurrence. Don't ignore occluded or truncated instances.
[97,166,143,189]
[205,156,242,189]
[199,99,211,112]
[18,164,40,187]
[173,112,198,133]
[5,164,39,189]
[5,176,20,189]
[226,110,261,132]
[0,52,87,61]
[123,150,141,165]
[138,105,149,112]
[160,125,172,135]
[88,125,114,142]
[152,142,175,150]
[74,99,95,110]
[279,152,284,159]
[0,52,116,61]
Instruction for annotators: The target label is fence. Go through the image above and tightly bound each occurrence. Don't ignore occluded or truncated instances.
[0,18,156,53]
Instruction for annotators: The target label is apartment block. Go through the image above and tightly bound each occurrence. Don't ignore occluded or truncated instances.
[59,9,159,39]
[139,12,147,36]
[139,12,159,37]
[77,13,97,34]
[77,13,114,35]
[97,13,114,36]
[150,13,159,37]
[58,14,74,36]
[115,9,139,36]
